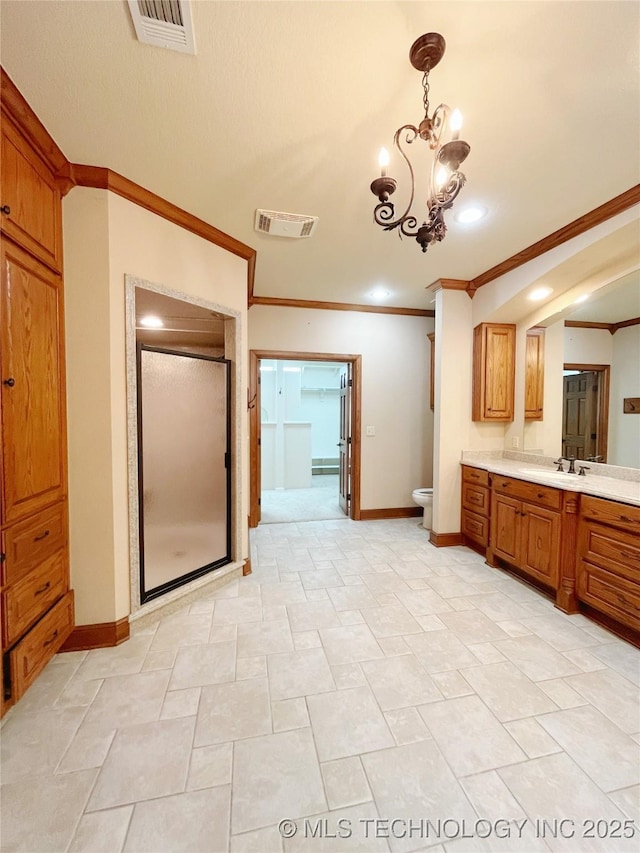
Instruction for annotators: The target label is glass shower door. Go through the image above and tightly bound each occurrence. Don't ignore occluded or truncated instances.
[137,344,231,603]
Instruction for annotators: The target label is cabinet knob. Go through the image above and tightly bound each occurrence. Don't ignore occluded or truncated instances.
[3,377,15,387]
[0,204,10,215]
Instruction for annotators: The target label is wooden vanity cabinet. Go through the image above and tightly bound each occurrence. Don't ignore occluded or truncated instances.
[1,99,73,716]
[577,495,640,631]
[472,323,516,422]
[489,476,562,590]
[461,465,490,552]
[524,329,545,421]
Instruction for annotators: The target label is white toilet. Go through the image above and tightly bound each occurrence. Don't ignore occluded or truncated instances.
[412,488,434,530]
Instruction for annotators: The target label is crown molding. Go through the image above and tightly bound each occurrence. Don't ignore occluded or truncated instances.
[250,295,434,317]
[565,317,640,335]
[470,186,640,292]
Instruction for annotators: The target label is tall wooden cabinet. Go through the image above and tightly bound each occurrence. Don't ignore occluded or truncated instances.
[472,323,516,421]
[524,328,545,420]
[1,93,73,716]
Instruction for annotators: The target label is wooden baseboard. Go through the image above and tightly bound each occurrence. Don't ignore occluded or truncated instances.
[429,531,464,547]
[60,616,130,652]
[360,507,423,520]
[243,557,252,576]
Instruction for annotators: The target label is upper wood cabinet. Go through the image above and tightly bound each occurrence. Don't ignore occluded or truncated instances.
[0,117,62,273]
[525,328,545,420]
[472,323,516,421]
[0,241,67,524]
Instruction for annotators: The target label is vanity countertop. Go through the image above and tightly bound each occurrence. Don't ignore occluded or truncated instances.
[461,451,640,508]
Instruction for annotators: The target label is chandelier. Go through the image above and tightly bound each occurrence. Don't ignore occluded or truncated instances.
[370,33,470,253]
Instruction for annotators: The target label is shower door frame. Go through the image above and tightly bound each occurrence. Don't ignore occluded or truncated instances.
[136,343,232,604]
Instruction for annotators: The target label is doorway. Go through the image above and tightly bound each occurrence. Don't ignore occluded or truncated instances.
[562,363,610,461]
[249,350,361,526]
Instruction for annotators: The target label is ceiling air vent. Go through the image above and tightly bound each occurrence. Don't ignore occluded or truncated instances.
[255,210,319,239]
[127,0,196,54]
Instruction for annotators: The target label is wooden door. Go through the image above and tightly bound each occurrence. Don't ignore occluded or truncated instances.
[1,242,66,523]
[562,372,598,459]
[491,493,521,564]
[520,503,561,588]
[338,365,351,516]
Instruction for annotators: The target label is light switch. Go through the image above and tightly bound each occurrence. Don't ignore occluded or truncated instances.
[366,426,376,436]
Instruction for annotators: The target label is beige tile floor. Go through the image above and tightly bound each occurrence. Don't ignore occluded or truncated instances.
[1,518,639,853]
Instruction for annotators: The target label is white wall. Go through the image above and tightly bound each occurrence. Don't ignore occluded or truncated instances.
[609,324,640,467]
[249,306,434,510]
[64,187,249,624]
[564,327,613,365]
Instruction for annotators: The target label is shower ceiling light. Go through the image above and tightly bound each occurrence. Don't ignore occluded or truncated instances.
[370,32,470,253]
[139,315,164,328]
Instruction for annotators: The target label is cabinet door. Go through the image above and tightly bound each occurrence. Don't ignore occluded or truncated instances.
[472,323,515,421]
[0,119,62,272]
[491,493,520,564]
[520,503,561,588]
[524,329,544,420]
[1,242,67,523]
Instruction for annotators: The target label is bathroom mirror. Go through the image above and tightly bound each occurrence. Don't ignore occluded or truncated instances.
[522,270,640,468]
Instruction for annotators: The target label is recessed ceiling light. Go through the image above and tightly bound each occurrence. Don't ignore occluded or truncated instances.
[139,314,164,328]
[573,294,589,304]
[370,287,391,301]
[454,206,487,224]
[528,287,553,302]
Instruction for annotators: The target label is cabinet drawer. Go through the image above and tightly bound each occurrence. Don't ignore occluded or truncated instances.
[580,495,640,533]
[578,561,640,631]
[2,502,67,586]
[3,551,68,647]
[8,590,74,701]
[462,466,489,487]
[462,509,489,548]
[491,476,561,511]
[578,520,640,581]
[462,483,490,516]
[0,119,61,271]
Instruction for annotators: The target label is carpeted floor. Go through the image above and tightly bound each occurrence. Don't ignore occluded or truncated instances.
[260,474,346,523]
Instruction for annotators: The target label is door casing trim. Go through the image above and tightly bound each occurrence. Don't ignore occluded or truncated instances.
[563,363,610,462]
[249,349,362,526]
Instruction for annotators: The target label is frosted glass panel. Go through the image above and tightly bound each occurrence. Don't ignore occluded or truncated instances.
[139,346,230,600]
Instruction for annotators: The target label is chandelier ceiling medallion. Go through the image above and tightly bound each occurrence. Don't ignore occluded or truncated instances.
[370,32,470,253]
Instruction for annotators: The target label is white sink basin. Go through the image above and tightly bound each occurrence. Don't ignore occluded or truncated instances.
[517,468,579,481]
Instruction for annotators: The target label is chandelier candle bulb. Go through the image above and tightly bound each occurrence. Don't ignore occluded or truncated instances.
[450,109,463,141]
[378,147,390,177]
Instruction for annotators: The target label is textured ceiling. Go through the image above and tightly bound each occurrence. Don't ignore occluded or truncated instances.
[1,1,639,308]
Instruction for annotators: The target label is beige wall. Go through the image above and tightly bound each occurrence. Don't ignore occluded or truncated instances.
[248,305,434,510]
[64,187,249,624]
[564,327,613,365]
[608,325,640,468]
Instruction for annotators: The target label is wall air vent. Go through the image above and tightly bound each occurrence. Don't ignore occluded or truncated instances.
[254,209,319,239]
[127,0,196,54]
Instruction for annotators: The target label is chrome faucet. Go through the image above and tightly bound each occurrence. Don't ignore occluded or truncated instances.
[559,456,576,474]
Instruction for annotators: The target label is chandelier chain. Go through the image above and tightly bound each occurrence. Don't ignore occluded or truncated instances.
[422,71,430,118]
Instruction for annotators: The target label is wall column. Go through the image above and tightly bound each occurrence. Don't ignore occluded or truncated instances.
[431,285,473,540]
